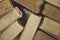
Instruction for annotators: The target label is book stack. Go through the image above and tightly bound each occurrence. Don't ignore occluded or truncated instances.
[0,0,60,40]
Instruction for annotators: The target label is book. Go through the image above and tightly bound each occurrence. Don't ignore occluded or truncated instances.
[14,0,43,13]
[0,7,22,32]
[40,17,60,39]
[19,14,42,40]
[34,30,56,40]
[42,3,60,23]
[0,21,23,40]
[0,0,13,16]
[45,0,60,7]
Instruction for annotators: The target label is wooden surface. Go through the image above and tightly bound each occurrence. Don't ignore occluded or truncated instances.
[42,3,60,23]
[19,14,41,40]
[0,0,13,16]
[0,21,23,40]
[14,0,43,13]
[40,17,60,39]
[34,31,56,40]
[0,7,22,32]
[45,0,60,7]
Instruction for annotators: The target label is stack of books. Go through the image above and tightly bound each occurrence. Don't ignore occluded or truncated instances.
[0,0,60,40]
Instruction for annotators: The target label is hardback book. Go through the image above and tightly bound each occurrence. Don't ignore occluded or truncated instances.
[13,0,43,13]
[19,14,42,40]
[34,30,56,40]
[45,0,60,7]
[42,3,60,23]
[0,0,13,16]
[0,7,22,32]
[40,17,60,40]
[0,21,23,40]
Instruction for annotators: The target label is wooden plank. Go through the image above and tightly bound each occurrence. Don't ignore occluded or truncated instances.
[42,3,60,23]
[14,0,43,13]
[19,14,42,40]
[39,17,60,39]
[0,7,22,32]
[45,0,60,7]
[0,0,13,16]
[34,31,56,40]
[0,21,23,40]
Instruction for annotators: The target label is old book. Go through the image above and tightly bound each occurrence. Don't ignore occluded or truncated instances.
[0,0,13,16]
[14,0,43,13]
[45,0,60,7]
[39,17,60,39]
[19,14,42,40]
[42,3,60,23]
[34,31,56,40]
[0,21,23,40]
[0,7,22,32]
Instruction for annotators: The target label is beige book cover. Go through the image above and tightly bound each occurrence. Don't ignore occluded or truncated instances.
[19,14,42,40]
[14,0,43,13]
[40,17,60,39]
[0,21,23,40]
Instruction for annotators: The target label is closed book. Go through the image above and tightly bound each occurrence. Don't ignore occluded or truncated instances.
[14,0,43,13]
[42,3,60,23]
[0,7,22,32]
[40,17,60,39]
[0,21,23,40]
[19,14,42,40]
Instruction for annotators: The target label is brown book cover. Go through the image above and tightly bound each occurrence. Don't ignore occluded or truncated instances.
[14,0,43,13]
[42,3,60,23]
